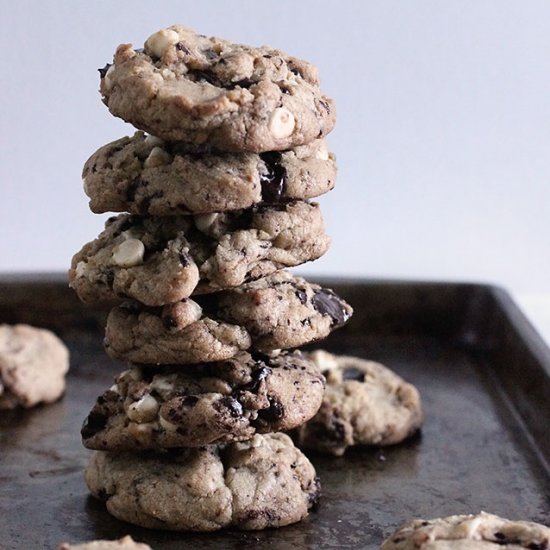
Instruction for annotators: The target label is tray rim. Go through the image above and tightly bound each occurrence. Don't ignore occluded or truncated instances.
[0,271,548,365]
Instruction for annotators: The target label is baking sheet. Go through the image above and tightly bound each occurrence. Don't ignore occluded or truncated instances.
[0,275,548,549]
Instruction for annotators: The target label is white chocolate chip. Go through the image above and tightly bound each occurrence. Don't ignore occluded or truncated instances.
[128,421,155,440]
[194,213,219,233]
[144,146,171,168]
[82,177,89,195]
[103,65,116,91]
[268,107,295,139]
[160,67,176,80]
[109,384,120,395]
[111,238,145,267]
[250,434,264,448]
[151,375,175,394]
[309,350,339,371]
[315,143,330,161]
[458,516,483,539]
[144,29,180,58]
[159,414,178,432]
[127,394,159,423]
[75,261,87,278]
[144,134,164,147]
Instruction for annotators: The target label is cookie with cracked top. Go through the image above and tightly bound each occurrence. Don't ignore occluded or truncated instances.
[81,350,324,450]
[0,324,70,409]
[83,131,336,215]
[85,432,320,531]
[69,201,329,307]
[57,536,151,550]
[295,351,423,456]
[99,25,335,152]
[104,271,352,364]
[380,512,550,549]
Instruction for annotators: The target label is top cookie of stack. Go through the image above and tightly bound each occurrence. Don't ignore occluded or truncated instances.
[99,25,335,152]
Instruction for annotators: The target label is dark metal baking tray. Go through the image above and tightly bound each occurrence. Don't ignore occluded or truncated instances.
[0,274,548,549]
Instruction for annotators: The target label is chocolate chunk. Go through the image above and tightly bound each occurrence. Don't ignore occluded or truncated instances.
[259,152,286,203]
[125,178,141,203]
[217,396,243,418]
[181,395,199,407]
[103,268,115,286]
[161,312,178,329]
[308,476,321,508]
[318,98,331,114]
[188,68,221,87]
[233,78,255,89]
[311,289,350,327]
[527,543,548,550]
[176,42,190,54]
[257,397,285,422]
[203,48,218,59]
[342,367,365,382]
[98,63,111,78]
[295,289,307,304]
[239,365,271,393]
[81,411,108,439]
[308,417,346,444]
[179,251,190,267]
[289,66,302,78]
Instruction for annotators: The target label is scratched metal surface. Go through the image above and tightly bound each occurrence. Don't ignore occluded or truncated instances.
[0,276,548,550]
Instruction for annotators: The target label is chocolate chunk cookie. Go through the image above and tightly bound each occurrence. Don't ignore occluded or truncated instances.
[295,351,423,456]
[57,536,151,550]
[85,433,320,531]
[82,350,324,450]
[0,324,70,409]
[380,512,550,549]
[69,201,329,306]
[104,272,352,364]
[100,25,335,152]
[83,131,336,216]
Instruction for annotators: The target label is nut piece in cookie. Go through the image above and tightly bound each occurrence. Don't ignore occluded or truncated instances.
[99,25,336,152]
[103,272,352,364]
[295,351,423,456]
[85,433,319,531]
[380,511,550,549]
[57,535,151,550]
[82,132,337,216]
[0,324,70,409]
[81,350,325,450]
[69,202,330,306]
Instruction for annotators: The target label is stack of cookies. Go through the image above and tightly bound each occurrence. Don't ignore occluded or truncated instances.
[70,25,352,531]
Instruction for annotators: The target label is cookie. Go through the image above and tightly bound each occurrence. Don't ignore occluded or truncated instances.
[0,324,70,409]
[380,512,550,549]
[99,25,335,152]
[57,536,151,550]
[69,201,329,306]
[83,131,336,216]
[295,351,423,456]
[104,272,353,364]
[85,432,320,531]
[81,350,324,450]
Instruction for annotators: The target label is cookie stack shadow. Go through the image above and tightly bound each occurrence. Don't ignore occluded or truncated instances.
[70,25,352,532]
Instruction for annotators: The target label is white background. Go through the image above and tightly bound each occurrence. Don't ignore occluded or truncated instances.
[1,1,549,337]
